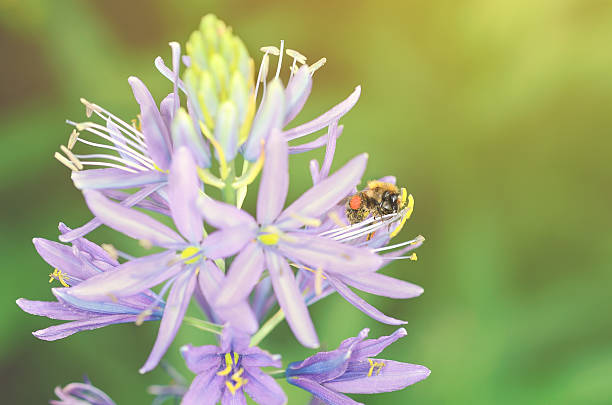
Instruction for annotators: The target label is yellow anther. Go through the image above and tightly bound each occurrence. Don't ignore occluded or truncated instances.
[286,49,307,64]
[180,246,201,264]
[389,194,414,239]
[226,368,248,395]
[139,239,153,249]
[314,267,324,296]
[232,140,265,189]
[60,145,83,170]
[101,243,119,261]
[48,269,70,287]
[217,353,234,376]
[135,309,152,326]
[260,46,280,55]
[289,263,327,280]
[233,352,239,365]
[68,129,80,150]
[367,359,385,377]
[409,253,418,261]
[54,152,79,172]
[152,162,169,173]
[367,359,375,377]
[231,367,244,380]
[257,233,279,245]
[399,187,408,209]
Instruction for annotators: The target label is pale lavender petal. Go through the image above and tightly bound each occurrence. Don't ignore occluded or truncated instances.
[284,65,312,125]
[240,347,281,368]
[265,250,319,348]
[379,175,396,184]
[200,226,253,259]
[154,56,187,93]
[160,93,176,129]
[128,76,172,169]
[337,273,423,299]
[32,314,137,341]
[169,41,181,113]
[257,128,288,225]
[324,361,430,394]
[59,184,164,242]
[16,298,89,320]
[283,86,361,141]
[53,288,145,315]
[318,121,338,180]
[252,276,272,321]
[221,387,247,405]
[243,368,287,405]
[71,168,167,190]
[83,190,184,249]
[32,238,97,281]
[279,234,383,274]
[53,382,116,405]
[180,369,224,405]
[326,275,406,325]
[215,242,264,306]
[58,223,118,266]
[309,159,320,185]
[180,343,221,374]
[276,154,368,229]
[286,349,351,384]
[288,377,362,405]
[140,267,198,374]
[289,125,344,154]
[350,327,407,360]
[171,108,211,168]
[243,79,285,161]
[198,195,257,230]
[100,190,170,216]
[66,251,179,300]
[169,147,203,243]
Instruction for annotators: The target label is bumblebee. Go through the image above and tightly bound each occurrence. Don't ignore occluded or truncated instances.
[345,180,404,225]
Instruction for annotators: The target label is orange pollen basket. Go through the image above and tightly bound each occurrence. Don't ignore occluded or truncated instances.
[349,195,362,210]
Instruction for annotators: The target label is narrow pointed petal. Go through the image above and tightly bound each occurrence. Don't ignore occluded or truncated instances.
[215,242,264,306]
[221,388,247,404]
[128,76,172,169]
[283,86,361,141]
[100,189,170,216]
[180,343,221,374]
[324,361,430,394]
[326,275,406,325]
[243,368,287,405]
[71,168,167,190]
[160,93,176,130]
[67,251,179,300]
[266,250,319,348]
[318,121,338,180]
[16,298,89,321]
[32,314,137,341]
[59,223,118,266]
[286,349,351,384]
[287,377,362,405]
[240,347,281,368]
[289,125,344,154]
[53,288,150,316]
[172,108,211,168]
[180,369,224,405]
[284,65,312,125]
[337,272,423,299]
[198,195,257,230]
[279,234,383,274]
[257,128,288,225]
[243,79,285,161]
[276,154,368,229]
[83,190,184,249]
[140,267,198,374]
[169,147,203,243]
[200,226,253,259]
[32,238,98,281]
[350,328,407,360]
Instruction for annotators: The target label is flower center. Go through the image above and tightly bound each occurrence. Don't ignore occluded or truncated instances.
[180,246,202,264]
[367,358,385,377]
[216,352,248,395]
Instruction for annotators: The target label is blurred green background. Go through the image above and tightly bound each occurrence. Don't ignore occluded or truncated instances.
[2,0,612,403]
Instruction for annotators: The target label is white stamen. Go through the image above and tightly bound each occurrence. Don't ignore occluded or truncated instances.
[68,129,79,149]
[382,253,418,261]
[77,161,139,173]
[309,57,327,75]
[74,137,155,170]
[71,121,148,156]
[80,98,99,118]
[275,40,284,79]
[74,153,150,172]
[81,98,147,144]
[60,145,84,170]
[54,152,79,171]
[254,52,270,101]
[373,235,425,253]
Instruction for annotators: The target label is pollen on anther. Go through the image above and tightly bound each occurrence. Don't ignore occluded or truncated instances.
[68,129,80,149]
[309,57,327,75]
[260,46,280,55]
[286,49,307,64]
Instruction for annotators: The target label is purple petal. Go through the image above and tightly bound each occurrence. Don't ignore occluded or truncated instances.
[198,196,257,230]
[243,79,285,161]
[16,298,89,320]
[160,93,176,131]
[66,251,179,300]
[283,86,361,141]
[240,346,282,368]
[324,360,430,394]
[200,226,253,259]
[265,250,319,348]
[318,121,338,180]
[289,125,344,155]
[59,223,118,266]
[53,288,144,315]
[309,159,320,185]
[337,272,423,299]
[276,154,368,229]
[284,65,312,125]
[71,168,167,190]
[128,76,172,169]
[83,190,184,249]
[169,41,181,113]
[32,238,98,281]
[257,128,288,225]
[140,267,198,374]
[279,233,383,274]
[32,314,137,341]
[181,369,224,405]
[326,275,406,325]
[215,242,264,307]
[221,387,247,404]
[350,327,407,360]
[100,189,170,216]
[288,377,362,405]
[171,108,211,168]
[243,367,287,405]
[169,147,203,243]
[180,343,221,374]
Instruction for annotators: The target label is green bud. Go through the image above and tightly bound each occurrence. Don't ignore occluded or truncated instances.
[215,101,239,161]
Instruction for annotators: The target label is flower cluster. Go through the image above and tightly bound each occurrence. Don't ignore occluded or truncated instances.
[20,14,430,404]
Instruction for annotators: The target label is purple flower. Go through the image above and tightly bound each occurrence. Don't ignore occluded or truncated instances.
[286,328,430,405]
[180,329,287,405]
[64,147,257,373]
[16,224,163,341]
[51,378,115,405]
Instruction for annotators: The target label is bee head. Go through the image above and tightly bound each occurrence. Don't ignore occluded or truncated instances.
[381,191,399,213]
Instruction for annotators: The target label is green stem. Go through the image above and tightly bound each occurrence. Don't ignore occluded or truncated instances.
[250,308,285,347]
[183,316,223,335]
